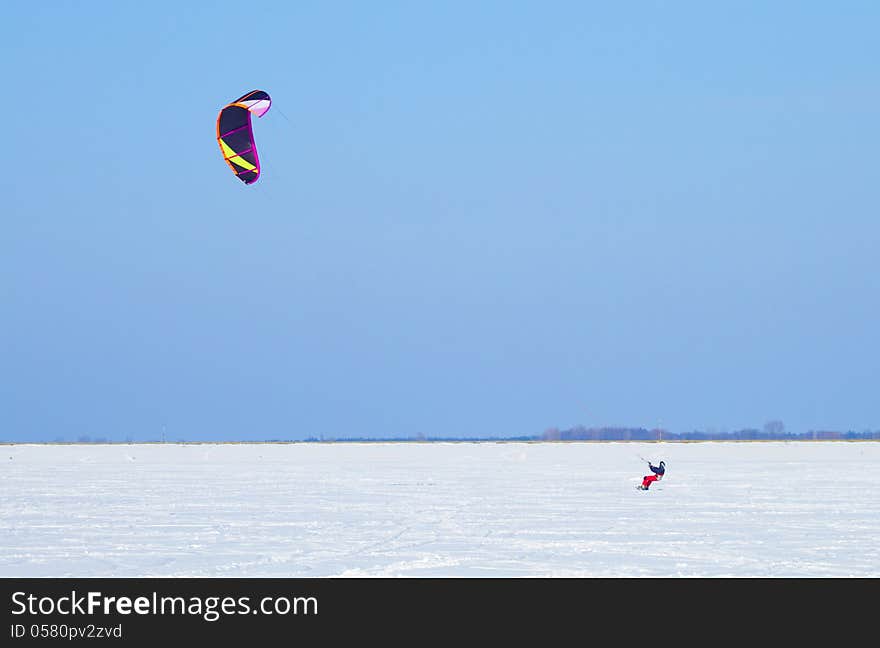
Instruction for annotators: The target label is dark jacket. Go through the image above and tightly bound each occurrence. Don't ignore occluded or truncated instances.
[649,462,666,476]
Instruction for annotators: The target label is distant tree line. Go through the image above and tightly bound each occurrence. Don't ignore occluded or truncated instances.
[539,421,880,441]
[5,420,879,444]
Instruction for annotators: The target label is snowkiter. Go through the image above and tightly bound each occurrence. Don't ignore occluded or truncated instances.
[639,461,665,490]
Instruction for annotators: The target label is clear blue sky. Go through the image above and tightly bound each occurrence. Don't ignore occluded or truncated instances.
[2,2,877,441]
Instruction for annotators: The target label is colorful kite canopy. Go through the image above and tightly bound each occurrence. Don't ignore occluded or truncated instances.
[216,90,272,185]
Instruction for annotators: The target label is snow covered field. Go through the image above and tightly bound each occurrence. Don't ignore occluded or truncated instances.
[1,441,878,577]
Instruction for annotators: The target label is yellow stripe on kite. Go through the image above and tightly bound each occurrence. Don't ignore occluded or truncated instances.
[219,138,257,172]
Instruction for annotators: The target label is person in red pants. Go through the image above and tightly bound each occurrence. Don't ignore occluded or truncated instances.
[638,461,665,490]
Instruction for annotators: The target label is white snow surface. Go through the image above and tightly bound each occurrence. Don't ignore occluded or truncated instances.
[1,441,878,577]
